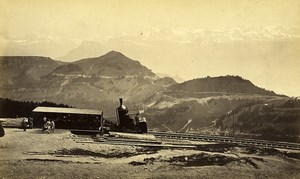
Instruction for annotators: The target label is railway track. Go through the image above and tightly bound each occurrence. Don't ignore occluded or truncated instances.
[149,132,300,150]
[70,129,300,150]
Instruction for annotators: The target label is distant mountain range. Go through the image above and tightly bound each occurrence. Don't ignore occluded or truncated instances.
[155,73,185,83]
[5,27,299,60]
[4,34,78,58]
[0,51,291,136]
[58,41,110,62]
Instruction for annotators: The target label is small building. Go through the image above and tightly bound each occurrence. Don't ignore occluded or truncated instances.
[32,106,103,130]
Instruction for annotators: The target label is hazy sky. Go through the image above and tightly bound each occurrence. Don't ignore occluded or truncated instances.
[1,0,300,96]
[1,0,299,38]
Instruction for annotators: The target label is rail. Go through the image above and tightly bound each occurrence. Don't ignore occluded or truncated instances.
[149,132,300,150]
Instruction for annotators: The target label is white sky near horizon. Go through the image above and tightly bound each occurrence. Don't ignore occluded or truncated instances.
[0,0,300,96]
[1,0,299,38]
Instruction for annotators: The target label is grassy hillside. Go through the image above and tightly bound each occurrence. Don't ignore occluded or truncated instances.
[168,75,276,95]
[0,56,64,88]
[142,90,283,132]
[215,97,300,142]
[73,51,156,77]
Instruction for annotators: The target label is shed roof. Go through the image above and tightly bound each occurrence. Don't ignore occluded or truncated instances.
[33,106,103,115]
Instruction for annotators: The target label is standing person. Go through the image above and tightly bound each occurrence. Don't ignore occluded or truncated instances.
[45,119,51,133]
[22,118,28,131]
[134,113,141,133]
[43,118,51,133]
[42,117,47,132]
[28,117,33,129]
[50,119,55,133]
[0,121,5,137]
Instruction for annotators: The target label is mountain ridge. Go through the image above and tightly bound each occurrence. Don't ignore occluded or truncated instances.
[0,56,65,87]
[57,41,110,62]
[168,75,276,96]
[52,51,157,78]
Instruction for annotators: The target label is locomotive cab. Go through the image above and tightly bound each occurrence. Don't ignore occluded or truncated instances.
[116,98,147,133]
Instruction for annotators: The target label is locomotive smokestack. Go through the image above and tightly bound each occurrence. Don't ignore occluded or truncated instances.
[119,98,123,106]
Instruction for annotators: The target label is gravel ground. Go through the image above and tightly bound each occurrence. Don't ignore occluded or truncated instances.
[0,128,299,179]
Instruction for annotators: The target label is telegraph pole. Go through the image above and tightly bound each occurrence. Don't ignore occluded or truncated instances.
[232,110,235,137]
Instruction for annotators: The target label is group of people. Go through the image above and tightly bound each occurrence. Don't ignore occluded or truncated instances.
[42,117,55,133]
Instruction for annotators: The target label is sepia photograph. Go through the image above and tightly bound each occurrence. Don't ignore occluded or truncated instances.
[0,0,300,178]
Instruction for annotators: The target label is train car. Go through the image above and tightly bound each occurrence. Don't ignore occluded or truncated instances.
[32,107,103,130]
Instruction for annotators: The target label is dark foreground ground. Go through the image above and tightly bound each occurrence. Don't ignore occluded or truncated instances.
[0,128,299,179]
